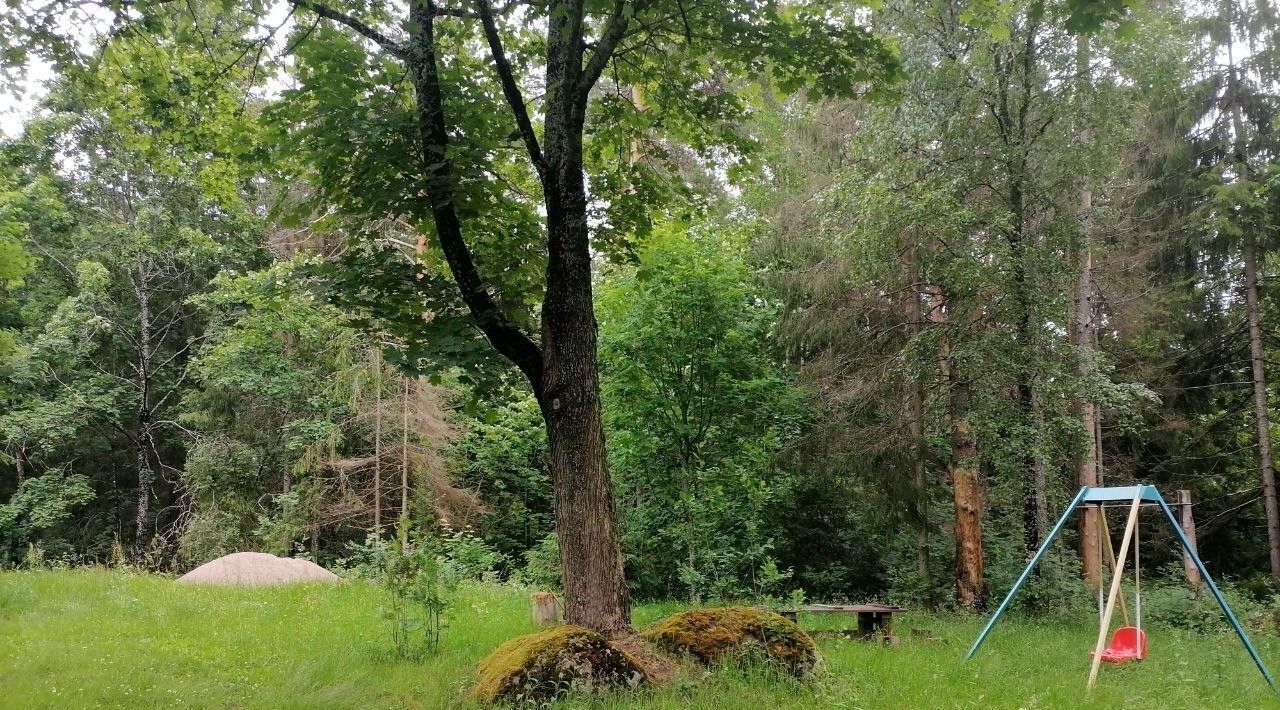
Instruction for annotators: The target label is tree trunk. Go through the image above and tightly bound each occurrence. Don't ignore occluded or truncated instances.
[1176,489,1203,593]
[952,417,986,610]
[536,355,631,634]
[133,260,154,562]
[1011,205,1043,560]
[13,444,25,487]
[1031,388,1049,542]
[1244,233,1280,587]
[999,18,1044,561]
[134,427,153,561]
[1077,250,1103,590]
[400,375,410,543]
[1010,196,1043,560]
[373,351,382,532]
[1074,33,1103,593]
[537,146,632,635]
[929,286,986,610]
[522,1,632,635]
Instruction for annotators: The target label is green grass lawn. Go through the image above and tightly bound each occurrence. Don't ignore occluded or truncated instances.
[1,569,1277,709]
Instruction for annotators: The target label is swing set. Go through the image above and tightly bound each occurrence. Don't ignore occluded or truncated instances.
[966,485,1276,692]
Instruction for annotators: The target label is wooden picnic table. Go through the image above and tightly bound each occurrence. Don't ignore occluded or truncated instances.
[773,603,904,641]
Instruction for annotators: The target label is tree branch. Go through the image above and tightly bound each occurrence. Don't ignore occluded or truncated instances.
[434,6,479,18]
[288,0,409,60]
[408,0,544,383]
[579,0,650,101]
[475,0,546,179]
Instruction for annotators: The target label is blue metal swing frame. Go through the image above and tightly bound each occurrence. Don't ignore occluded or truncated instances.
[964,485,1275,691]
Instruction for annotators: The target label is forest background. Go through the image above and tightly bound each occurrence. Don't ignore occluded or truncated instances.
[2,0,1280,622]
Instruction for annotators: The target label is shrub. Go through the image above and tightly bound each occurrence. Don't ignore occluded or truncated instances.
[439,527,507,582]
[371,532,455,659]
[177,503,252,567]
[517,533,561,590]
[1141,580,1273,635]
[0,469,95,566]
[640,606,819,677]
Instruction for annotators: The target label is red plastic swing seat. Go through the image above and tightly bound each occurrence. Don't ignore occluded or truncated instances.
[1090,626,1147,664]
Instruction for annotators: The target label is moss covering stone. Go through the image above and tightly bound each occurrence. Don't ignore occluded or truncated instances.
[640,606,820,677]
[472,624,648,703]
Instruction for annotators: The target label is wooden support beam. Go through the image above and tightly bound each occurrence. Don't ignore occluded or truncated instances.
[1088,491,1142,691]
[1098,507,1129,625]
[1176,490,1203,593]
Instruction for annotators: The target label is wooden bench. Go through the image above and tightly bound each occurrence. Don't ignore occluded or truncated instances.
[771,603,904,642]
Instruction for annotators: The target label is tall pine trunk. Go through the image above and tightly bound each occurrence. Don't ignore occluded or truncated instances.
[1076,247,1103,590]
[1244,234,1280,587]
[929,286,985,609]
[373,351,382,532]
[1226,46,1280,588]
[133,259,154,562]
[1073,32,1104,592]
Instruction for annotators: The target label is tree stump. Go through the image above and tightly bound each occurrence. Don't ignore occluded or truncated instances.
[531,592,560,626]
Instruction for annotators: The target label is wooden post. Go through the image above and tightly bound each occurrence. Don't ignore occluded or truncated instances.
[1098,508,1129,625]
[1176,490,1203,593]
[531,592,560,626]
[1088,492,1142,691]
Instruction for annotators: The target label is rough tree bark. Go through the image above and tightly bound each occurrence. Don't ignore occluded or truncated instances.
[929,286,986,610]
[536,0,631,633]
[132,257,155,561]
[1176,489,1203,593]
[1244,234,1280,588]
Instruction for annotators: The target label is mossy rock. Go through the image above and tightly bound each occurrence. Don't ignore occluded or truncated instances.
[473,625,648,704]
[640,606,819,677]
